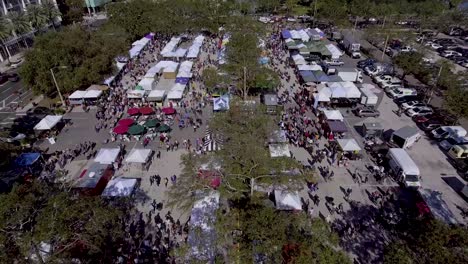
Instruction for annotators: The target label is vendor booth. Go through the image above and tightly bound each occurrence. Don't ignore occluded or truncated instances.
[94,148,120,165]
[177,61,193,78]
[167,83,186,101]
[390,126,420,149]
[75,162,114,196]
[274,190,302,211]
[125,148,152,163]
[147,90,166,102]
[327,120,348,135]
[187,35,205,59]
[163,62,178,79]
[127,90,146,99]
[68,90,86,105]
[336,138,362,163]
[102,177,138,197]
[34,115,63,131]
[138,78,156,91]
[160,37,182,57]
[323,110,344,121]
[363,121,384,138]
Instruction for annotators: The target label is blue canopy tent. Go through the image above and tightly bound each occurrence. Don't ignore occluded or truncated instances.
[282,30,292,39]
[15,153,41,167]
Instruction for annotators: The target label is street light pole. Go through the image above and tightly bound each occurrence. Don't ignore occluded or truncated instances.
[50,68,65,107]
[426,65,443,105]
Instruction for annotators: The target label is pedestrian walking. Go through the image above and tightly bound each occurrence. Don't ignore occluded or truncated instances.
[164,177,169,187]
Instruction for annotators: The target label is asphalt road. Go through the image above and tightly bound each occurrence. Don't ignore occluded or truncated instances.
[0,69,34,127]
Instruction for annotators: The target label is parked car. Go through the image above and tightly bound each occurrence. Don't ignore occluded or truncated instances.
[0,74,8,85]
[401,101,427,110]
[424,42,443,50]
[374,75,400,85]
[10,59,23,69]
[7,73,19,82]
[357,58,376,68]
[418,119,444,131]
[387,88,417,98]
[382,83,402,92]
[400,46,416,52]
[406,106,434,117]
[439,136,468,151]
[394,95,420,105]
[353,107,380,117]
[324,59,344,66]
[364,66,380,76]
[440,50,462,58]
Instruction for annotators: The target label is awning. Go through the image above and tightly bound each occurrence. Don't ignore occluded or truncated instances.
[125,148,152,163]
[94,148,120,164]
[102,178,138,197]
[327,120,348,133]
[337,138,361,152]
[323,110,344,121]
[34,115,63,130]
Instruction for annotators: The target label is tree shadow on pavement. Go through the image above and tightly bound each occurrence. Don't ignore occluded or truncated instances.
[332,201,391,264]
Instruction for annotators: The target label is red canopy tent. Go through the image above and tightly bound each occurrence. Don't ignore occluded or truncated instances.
[139,106,154,115]
[113,125,129,134]
[198,169,221,189]
[162,107,176,115]
[118,118,134,127]
[127,108,140,116]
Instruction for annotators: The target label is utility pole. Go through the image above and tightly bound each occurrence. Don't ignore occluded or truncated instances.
[243,66,247,101]
[50,68,65,107]
[313,0,317,27]
[426,65,442,104]
[382,34,389,61]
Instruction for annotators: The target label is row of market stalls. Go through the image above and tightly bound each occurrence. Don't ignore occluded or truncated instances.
[129,33,155,59]
[161,35,206,59]
[313,82,362,108]
[68,85,106,105]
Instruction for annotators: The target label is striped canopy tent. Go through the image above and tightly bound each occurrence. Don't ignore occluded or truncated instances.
[203,128,223,152]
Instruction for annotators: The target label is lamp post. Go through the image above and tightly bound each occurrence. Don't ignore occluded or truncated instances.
[49,66,67,107]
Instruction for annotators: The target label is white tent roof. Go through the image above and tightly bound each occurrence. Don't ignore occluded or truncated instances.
[163,62,179,73]
[83,90,103,99]
[147,90,166,100]
[167,90,184,100]
[94,148,120,164]
[291,54,306,65]
[269,144,291,158]
[337,139,362,152]
[69,90,86,99]
[274,190,302,210]
[127,90,145,98]
[125,148,152,163]
[138,78,154,91]
[161,37,181,56]
[298,29,310,42]
[177,61,193,78]
[323,110,344,121]
[102,178,138,197]
[34,115,63,130]
[298,64,322,71]
[187,35,205,58]
[341,81,362,98]
[326,44,343,59]
[314,93,330,102]
[290,30,301,39]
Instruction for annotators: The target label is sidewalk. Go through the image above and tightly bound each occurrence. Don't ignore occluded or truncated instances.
[15,95,44,114]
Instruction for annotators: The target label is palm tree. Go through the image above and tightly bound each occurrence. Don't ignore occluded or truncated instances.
[0,17,12,63]
[41,0,61,31]
[7,11,32,48]
[27,4,47,34]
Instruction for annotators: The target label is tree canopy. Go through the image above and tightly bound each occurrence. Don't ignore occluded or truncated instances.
[0,180,124,263]
[19,25,128,96]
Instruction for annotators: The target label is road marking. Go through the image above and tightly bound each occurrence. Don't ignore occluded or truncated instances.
[0,121,13,125]
[1,84,16,94]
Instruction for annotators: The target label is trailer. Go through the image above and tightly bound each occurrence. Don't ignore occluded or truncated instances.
[342,32,361,58]
[336,68,363,83]
[360,87,378,106]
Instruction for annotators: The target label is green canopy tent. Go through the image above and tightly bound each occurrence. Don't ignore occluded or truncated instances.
[157,124,171,132]
[144,119,160,128]
[128,125,146,135]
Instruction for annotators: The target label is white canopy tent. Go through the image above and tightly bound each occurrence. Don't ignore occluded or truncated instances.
[323,110,344,121]
[187,35,205,58]
[102,178,138,197]
[274,190,302,210]
[34,115,63,130]
[94,148,120,164]
[129,38,149,59]
[298,29,310,42]
[326,44,343,59]
[291,54,306,65]
[341,81,362,98]
[177,61,193,78]
[289,30,301,39]
[127,90,145,99]
[161,37,181,57]
[138,78,155,91]
[83,90,103,99]
[298,64,322,71]
[125,149,152,163]
[69,90,86,100]
[167,83,186,100]
[147,90,166,101]
[337,139,362,152]
[327,82,361,99]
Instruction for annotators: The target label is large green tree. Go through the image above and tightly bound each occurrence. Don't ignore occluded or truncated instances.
[0,180,124,263]
[19,25,128,96]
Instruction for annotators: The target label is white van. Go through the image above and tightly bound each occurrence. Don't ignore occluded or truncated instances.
[387,88,417,98]
[387,148,421,188]
[430,126,467,140]
[439,136,468,151]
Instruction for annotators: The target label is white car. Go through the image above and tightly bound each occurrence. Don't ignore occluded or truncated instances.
[324,59,344,66]
[400,46,416,53]
[382,83,402,92]
[440,50,462,58]
[422,57,436,64]
[401,101,427,110]
[373,74,392,84]
[364,66,381,76]
[424,42,442,50]
[406,106,433,117]
[377,77,401,87]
